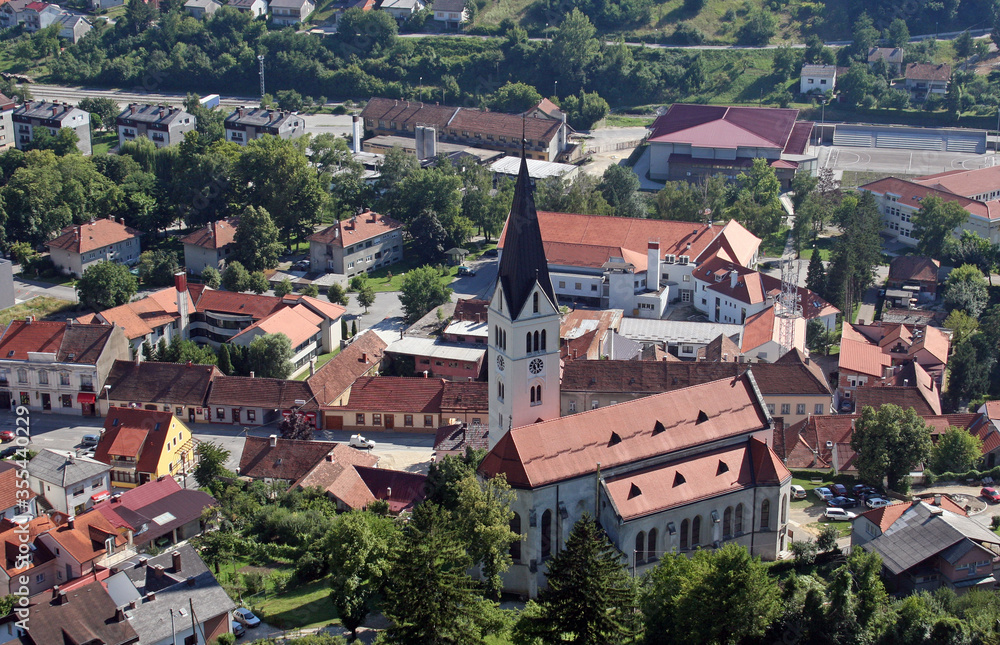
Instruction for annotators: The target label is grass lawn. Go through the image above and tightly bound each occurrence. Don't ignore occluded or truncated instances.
[293,348,340,380]
[18,270,76,287]
[256,576,340,631]
[0,297,75,327]
[759,226,790,258]
[840,170,919,190]
[365,259,459,293]
[604,114,654,128]
[799,235,836,262]
[91,130,118,155]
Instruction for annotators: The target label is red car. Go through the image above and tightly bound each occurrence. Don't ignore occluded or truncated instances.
[0,430,14,442]
[981,487,1000,503]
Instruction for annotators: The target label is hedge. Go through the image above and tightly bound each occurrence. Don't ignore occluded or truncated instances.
[923,465,1000,486]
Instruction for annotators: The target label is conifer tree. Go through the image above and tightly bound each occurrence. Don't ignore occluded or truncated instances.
[806,250,826,296]
[217,344,232,375]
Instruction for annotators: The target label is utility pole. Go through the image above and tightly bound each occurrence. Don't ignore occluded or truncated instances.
[257,54,265,100]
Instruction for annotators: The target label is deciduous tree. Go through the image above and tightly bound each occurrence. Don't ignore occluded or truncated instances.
[76,262,138,310]
[221,260,249,292]
[851,404,933,490]
[930,426,983,474]
[247,333,294,379]
[943,264,989,319]
[201,265,221,289]
[233,205,282,272]
[913,195,967,257]
[399,265,452,324]
[136,249,179,287]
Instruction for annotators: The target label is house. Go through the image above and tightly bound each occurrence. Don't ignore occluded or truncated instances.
[224,106,305,145]
[646,104,816,189]
[35,511,131,582]
[239,435,339,485]
[0,94,15,151]
[845,358,942,415]
[94,407,197,488]
[57,14,92,43]
[103,359,223,421]
[974,401,1000,468]
[441,299,490,345]
[905,63,951,100]
[0,461,37,520]
[361,97,570,162]
[292,443,410,511]
[738,305,808,361]
[21,2,62,31]
[103,545,236,645]
[559,349,832,424]
[618,318,744,360]
[0,319,131,415]
[229,0,268,16]
[184,0,221,18]
[869,47,904,75]
[0,517,59,598]
[309,330,387,412]
[799,64,837,95]
[45,217,142,278]
[431,0,466,26]
[0,259,12,310]
[206,375,318,426]
[182,218,239,274]
[0,0,29,29]
[855,501,1000,594]
[93,476,216,547]
[328,376,486,432]
[380,0,423,19]
[837,322,950,401]
[116,103,196,148]
[887,256,940,303]
[384,336,486,380]
[433,421,489,459]
[28,449,110,515]
[308,209,404,277]
[9,580,140,645]
[559,308,623,361]
[269,0,314,23]
[12,100,92,155]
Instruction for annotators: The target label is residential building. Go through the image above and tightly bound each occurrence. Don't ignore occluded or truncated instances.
[738,305,808,361]
[309,330,387,413]
[975,401,1000,468]
[799,64,837,95]
[79,276,197,354]
[7,580,140,645]
[28,449,110,515]
[559,308,623,361]
[57,14,92,43]
[229,0,268,15]
[116,103,195,148]
[0,461,37,519]
[433,421,489,460]
[0,0,30,29]
[103,359,223,421]
[887,256,940,303]
[0,258,13,310]
[182,218,239,274]
[224,106,305,144]
[868,47,904,75]
[618,318,744,360]
[239,435,339,485]
[905,63,951,100]
[93,476,216,547]
[45,217,141,278]
[35,511,130,582]
[646,104,816,189]
[308,209,404,277]
[380,0,423,19]
[361,97,570,162]
[560,349,832,424]
[855,501,1000,595]
[431,0,466,26]
[270,0,314,23]
[21,2,61,31]
[384,336,486,380]
[328,376,487,432]
[0,94,15,151]
[0,517,59,598]
[184,0,221,17]
[206,375,318,426]
[12,101,92,155]
[292,444,413,510]
[838,322,950,401]
[0,320,131,415]
[93,407,197,488]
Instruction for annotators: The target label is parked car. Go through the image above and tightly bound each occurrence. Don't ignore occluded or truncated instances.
[233,608,260,628]
[866,497,891,509]
[981,487,1000,503]
[349,434,376,450]
[457,266,476,276]
[826,496,858,509]
[483,248,498,257]
[81,434,100,447]
[831,484,848,497]
[0,446,17,459]
[814,487,833,501]
[232,620,245,638]
[825,507,857,521]
[0,430,14,442]
[790,484,807,499]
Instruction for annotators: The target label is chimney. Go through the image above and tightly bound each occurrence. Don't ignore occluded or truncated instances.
[128,600,137,610]
[325,454,334,462]
[145,592,155,602]
[186,576,195,587]
[51,586,61,601]
[647,241,660,290]
[361,352,368,363]
[115,607,126,622]
[137,557,148,568]
[174,272,189,337]
[171,551,181,572]
[269,434,278,447]
[351,115,362,154]
[153,565,164,578]
[423,371,429,378]
[249,371,255,378]
[67,516,75,530]
[130,104,137,116]
[730,270,738,289]
[309,357,317,376]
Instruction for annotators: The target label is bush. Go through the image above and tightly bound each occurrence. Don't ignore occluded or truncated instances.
[293,551,325,583]
[672,22,705,45]
[790,540,818,566]
[816,524,840,553]
[243,571,267,596]
[215,633,237,645]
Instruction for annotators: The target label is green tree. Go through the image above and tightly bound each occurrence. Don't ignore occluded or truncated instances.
[247,271,270,295]
[336,7,398,55]
[78,97,120,132]
[807,318,835,356]
[351,319,358,337]
[654,181,705,221]
[727,158,783,237]
[356,280,376,314]
[817,523,840,552]
[193,441,232,489]
[551,9,599,86]
[950,230,994,282]
[233,205,283,272]
[516,515,637,644]
[327,283,349,306]
[136,249,179,287]
[954,31,975,59]
[912,195,967,257]
[930,426,984,473]
[340,317,349,340]
[247,333,294,379]
[943,309,978,347]
[598,164,645,218]
[124,0,155,32]
[76,262,138,310]
[274,277,294,298]
[886,18,910,48]
[450,473,518,598]
[558,91,610,130]
[489,82,542,113]
[301,284,319,298]
[201,265,221,289]
[851,404,933,490]
[221,261,249,292]
[772,44,802,80]
[806,250,826,295]
[851,13,879,57]
[736,10,777,46]
[946,337,995,410]
[399,265,453,324]
[142,339,155,362]
[943,264,989,319]
[217,343,232,375]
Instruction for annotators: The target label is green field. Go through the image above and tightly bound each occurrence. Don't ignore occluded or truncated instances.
[0,297,75,328]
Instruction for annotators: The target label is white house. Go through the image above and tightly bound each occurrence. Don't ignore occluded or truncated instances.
[28,449,111,515]
[799,64,837,95]
[431,0,466,27]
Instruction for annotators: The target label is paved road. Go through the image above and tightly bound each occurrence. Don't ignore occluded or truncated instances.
[12,276,78,304]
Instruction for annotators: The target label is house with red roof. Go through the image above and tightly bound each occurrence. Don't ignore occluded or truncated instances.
[646,104,816,190]
[308,209,404,278]
[45,217,141,278]
[206,375,317,426]
[329,376,486,432]
[92,476,215,547]
[309,331,387,417]
[94,408,197,488]
[181,218,238,275]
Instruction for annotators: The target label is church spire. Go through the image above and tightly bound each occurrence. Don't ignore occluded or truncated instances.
[496,151,555,320]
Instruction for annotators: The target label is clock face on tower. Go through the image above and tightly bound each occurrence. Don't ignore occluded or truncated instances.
[496,355,505,371]
[529,358,544,375]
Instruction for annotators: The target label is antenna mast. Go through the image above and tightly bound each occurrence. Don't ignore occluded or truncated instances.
[257,55,265,100]
[777,255,802,355]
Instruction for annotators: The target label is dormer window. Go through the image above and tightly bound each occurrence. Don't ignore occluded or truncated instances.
[679,255,689,265]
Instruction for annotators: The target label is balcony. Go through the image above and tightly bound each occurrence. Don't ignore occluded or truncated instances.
[109,459,136,469]
[79,384,94,393]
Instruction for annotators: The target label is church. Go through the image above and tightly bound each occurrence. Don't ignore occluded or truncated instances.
[478,152,793,598]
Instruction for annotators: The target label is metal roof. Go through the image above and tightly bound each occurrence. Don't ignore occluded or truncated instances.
[28,448,110,487]
[618,318,743,345]
[386,336,486,362]
[490,156,577,180]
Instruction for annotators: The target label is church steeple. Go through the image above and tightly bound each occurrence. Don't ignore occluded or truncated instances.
[496,154,556,319]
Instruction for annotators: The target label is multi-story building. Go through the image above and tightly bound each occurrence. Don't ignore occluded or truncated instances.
[181,218,238,274]
[21,2,62,31]
[206,375,318,426]
[28,449,111,515]
[12,101,92,154]
[116,104,195,148]
[45,217,141,278]
[269,0,314,24]
[93,407,197,488]
[905,63,951,100]
[103,359,222,422]
[0,94,15,151]
[0,320,130,415]
[308,209,404,277]
[229,0,268,16]
[431,0,466,26]
[223,106,305,145]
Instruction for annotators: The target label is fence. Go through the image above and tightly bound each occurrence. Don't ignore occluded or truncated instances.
[583,138,647,154]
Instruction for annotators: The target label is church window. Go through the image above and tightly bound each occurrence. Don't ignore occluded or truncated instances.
[691,516,701,546]
[533,292,539,313]
[510,514,522,562]
[526,332,532,353]
[647,529,657,562]
[530,385,542,406]
[541,329,546,351]
[680,519,689,550]
[723,507,732,538]
[760,500,770,530]
[780,495,787,524]
[541,510,552,558]
[635,532,646,564]
[735,504,744,534]
[533,331,539,352]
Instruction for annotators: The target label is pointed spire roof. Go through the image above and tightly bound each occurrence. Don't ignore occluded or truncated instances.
[496,153,556,319]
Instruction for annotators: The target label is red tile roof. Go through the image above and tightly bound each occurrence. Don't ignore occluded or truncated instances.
[740,306,779,354]
[479,373,770,488]
[852,384,941,416]
[0,461,36,513]
[839,339,893,379]
[355,466,427,513]
[0,516,55,576]
[193,289,284,320]
[0,320,118,364]
[105,360,222,406]
[293,443,378,504]
[180,218,238,250]
[45,218,140,254]
[239,436,336,481]
[862,176,1000,221]
[649,104,801,150]
[860,502,909,532]
[230,304,324,348]
[308,210,403,247]
[345,376,445,413]
[44,511,126,565]
[888,256,941,283]
[905,62,951,81]
[757,273,839,320]
[95,286,195,340]
[783,121,815,155]
[440,380,488,412]
[307,331,387,405]
[207,376,317,409]
[96,407,181,475]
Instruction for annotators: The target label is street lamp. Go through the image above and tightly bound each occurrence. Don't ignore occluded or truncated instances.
[103,384,111,416]
[554,80,558,98]
[418,76,423,101]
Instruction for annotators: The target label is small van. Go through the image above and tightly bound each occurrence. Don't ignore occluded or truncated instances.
[790,484,807,499]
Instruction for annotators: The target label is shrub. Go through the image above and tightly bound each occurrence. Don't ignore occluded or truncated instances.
[790,540,818,566]
[293,551,325,583]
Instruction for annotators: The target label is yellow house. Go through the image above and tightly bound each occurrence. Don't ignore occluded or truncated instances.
[94,406,197,488]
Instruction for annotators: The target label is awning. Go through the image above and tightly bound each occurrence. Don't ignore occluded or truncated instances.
[77,393,96,403]
[90,491,110,503]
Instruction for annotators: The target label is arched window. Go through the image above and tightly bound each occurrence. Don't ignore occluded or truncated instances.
[680,519,689,550]
[692,515,701,546]
[541,329,547,351]
[533,330,539,352]
[541,510,552,559]
[530,387,536,404]
[526,332,532,353]
[735,504,744,535]
[502,329,506,349]
[723,507,732,539]
[635,532,646,564]
[760,499,770,530]
[647,528,657,562]
[780,495,787,524]
[494,325,498,344]
[510,513,522,562]
[533,292,539,313]
[533,385,542,405]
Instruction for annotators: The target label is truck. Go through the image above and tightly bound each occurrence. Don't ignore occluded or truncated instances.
[199,94,221,110]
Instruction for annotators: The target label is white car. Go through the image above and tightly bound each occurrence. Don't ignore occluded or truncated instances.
[866,497,891,509]
[824,507,857,521]
[790,484,807,499]
[349,434,376,450]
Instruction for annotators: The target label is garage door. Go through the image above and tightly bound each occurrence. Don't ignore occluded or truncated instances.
[324,414,343,430]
